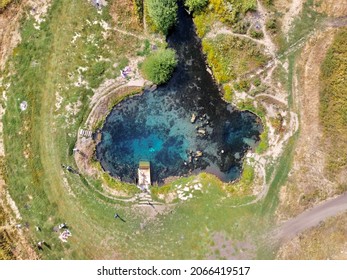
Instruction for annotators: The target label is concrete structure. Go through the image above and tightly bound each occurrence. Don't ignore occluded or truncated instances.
[138,161,151,192]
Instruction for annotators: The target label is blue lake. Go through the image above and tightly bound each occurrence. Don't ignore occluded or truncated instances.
[96,5,263,184]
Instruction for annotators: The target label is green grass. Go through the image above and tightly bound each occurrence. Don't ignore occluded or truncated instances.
[261,133,298,215]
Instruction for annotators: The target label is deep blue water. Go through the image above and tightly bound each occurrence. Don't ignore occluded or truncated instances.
[96,5,262,184]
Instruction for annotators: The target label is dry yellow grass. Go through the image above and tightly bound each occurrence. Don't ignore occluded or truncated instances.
[277,211,347,259]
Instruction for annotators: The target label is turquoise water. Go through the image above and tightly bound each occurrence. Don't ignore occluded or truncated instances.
[96,6,262,184]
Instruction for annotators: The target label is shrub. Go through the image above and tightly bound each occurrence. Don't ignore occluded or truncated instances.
[249,28,264,39]
[133,0,144,22]
[0,0,12,10]
[185,0,208,12]
[202,34,268,84]
[261,0,273,7]
[265,18,277,34]
[234,80,251,92]
[252,77,261,87]
[146,0,178,35]
[223,84,233,102]
[193,11,216,37]
[208,0,256,25]
[141,48,178,84]
[137,39,151,56]
[232,20,250,34]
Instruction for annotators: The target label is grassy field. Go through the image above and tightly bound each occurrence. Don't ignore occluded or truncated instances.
[320,28,347,179]
[0,0,301,260]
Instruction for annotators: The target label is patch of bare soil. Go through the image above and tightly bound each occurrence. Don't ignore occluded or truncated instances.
[281,0,303,34]
[276,29,338,221]
[110,0,142,33]
[277,211,347,259]
[206,232,256,260]
[0,0,51,70]
[0,1,24,70]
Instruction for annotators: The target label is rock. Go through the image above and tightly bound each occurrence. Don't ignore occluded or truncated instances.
[191,113,197,123]
[197,129,206,135]
[195,151,203,157]
[149,85,157,91]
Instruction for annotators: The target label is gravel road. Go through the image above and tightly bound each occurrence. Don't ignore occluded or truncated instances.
[275,192,347,241]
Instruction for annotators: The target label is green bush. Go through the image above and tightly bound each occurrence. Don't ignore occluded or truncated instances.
[223,84,233,102]
[232,20,250,34]
[0,0,12,9]
[193,11,216,37]
[133,0,144,22]
[185,0,208,12]
[252,77,261,87]
[137,39,151,56]
[234,80,251,92]
[208,0,256,25]
[261,0,273,7]
[249,28,264,39]
[146,0,178,35]
[265,18,277,34]
[141,48,178,84]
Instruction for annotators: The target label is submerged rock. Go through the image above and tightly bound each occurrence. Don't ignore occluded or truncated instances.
[197,129,206,136]
[195,151,203,157]
[191,113,197,123]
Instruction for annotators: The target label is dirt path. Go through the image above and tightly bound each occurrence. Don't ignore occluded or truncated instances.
[113,27,147,40]
[256,0,277,56]
[0,0,26,70]
[281,0,303,34]
[276,29,337,220]
[275,192,347,241]
[0,0,40,260]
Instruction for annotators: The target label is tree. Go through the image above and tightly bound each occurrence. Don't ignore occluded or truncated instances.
[146,0,178,35]
[141,48,178,84]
